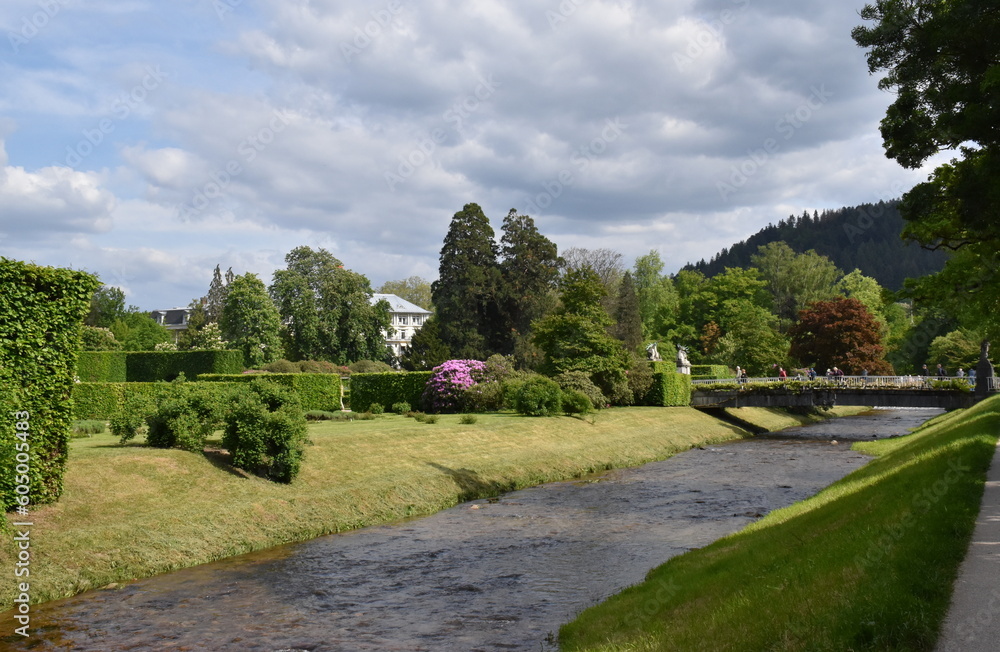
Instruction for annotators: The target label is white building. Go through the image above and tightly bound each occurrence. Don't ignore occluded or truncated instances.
[370,293,433,358]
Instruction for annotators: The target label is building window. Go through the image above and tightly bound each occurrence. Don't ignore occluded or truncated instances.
[413,317,422,326]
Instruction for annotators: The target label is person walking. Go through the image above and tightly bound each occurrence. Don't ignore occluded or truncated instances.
[937,363,947,378]
[778,367,787,380]
[921,364,929,376]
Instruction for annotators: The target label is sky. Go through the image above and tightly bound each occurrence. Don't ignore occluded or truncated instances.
[0,0,948,311]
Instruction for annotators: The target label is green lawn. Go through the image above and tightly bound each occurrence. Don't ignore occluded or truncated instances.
[559,397,1000,651]
[0,406,805,610]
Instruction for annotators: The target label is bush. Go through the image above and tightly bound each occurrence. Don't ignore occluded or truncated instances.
[554,371,608,409]
[298,360,343,374]
[627,355,655,404]
[411,411,427,422]
[422,414,440,424]
[390,401,411,414]
[459,414,477,424]
[125,350,244,382]
[422,360,488,413]
[348,359,394,374]
[514,375,563,416]
[264,359,300,374]
[350,372,433,413]
[462,380,506,413]
[368,403,385,415]
[110,392,156,444]
[304,410,344,421]
[70,420,106,437]
[483,354,517,382]
[690,364,731,379]
[222,379,307,483]
[146,380,229,452]
[561,389,594,415]
[80,326,121,351]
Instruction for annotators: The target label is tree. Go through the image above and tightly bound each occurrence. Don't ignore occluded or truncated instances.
[561,247,624,315]
[377,276,433,310]
[204,265,232,323]
[110,312,172,351]
[927,328,982,371]
[709,299,790,376]
[270,246,391,364]
[633,250,680,339]
[532,268,631,404]
[400,315,452,370]
[176,302,208,350]
[431,203,501,360]
[612,271,642,352]
[789,297,893,375]
[85,286,128,328]
[221,273,283,367]
[497,209,561,356]
[751,242,842,326]
[80,326,121,351]
[836,269,886,323]
[853,1,1000,341]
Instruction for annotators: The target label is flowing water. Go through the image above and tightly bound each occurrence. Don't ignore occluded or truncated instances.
[2,409,940,651]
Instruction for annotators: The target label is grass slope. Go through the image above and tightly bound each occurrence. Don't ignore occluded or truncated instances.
[560,397,1000,651]
[1,407,772,610]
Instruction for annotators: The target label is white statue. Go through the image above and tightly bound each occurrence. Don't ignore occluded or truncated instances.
[676,345,691,375]
[646,341,661,361]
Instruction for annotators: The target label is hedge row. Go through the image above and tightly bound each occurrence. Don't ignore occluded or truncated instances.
[645,371,692,407]
[76,350,244,383]
[72,382,243,420]
[0,258,99,510]
[350,372,434,412]
[691,364,731,379]
[77,351,127,382]
[198,374,342,412]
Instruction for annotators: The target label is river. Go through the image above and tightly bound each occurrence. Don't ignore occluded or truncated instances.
[2,408,940,651]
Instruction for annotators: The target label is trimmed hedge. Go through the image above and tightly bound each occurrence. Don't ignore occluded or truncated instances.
[0,258,99,510]
[198,373,341,412]
[72,382,242,420]
[126,350,244,382]
[350,372,433,412]
[691,364,731,379]
[645,371,692,406]
[77,351,128,382]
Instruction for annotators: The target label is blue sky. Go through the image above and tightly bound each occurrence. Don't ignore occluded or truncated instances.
[0,0,947,310]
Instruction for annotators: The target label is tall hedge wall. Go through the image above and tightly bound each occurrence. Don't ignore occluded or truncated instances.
[125,350,244,382]
[72,381,243,419]
[645,371,692,407]
[0,259,99,510]
[77,351,128,382]
[350,372,433,412]
[197,374,341,412]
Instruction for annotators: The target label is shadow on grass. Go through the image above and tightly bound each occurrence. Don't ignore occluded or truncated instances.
[202,448,255,479]
[426,462,517,502]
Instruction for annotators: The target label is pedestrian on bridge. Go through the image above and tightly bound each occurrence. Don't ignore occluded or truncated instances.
[937,363,947,378]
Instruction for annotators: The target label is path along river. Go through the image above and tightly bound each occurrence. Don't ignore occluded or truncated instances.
[3,409,941,651]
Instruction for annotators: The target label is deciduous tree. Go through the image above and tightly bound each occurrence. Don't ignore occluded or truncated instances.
[751,242,842,326]
[378,276,433,311]
[221,273,283,367]
[789,297,892,375]
[270,246,390,364]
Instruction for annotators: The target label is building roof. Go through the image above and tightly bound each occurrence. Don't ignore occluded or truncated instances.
[371,293,432,314]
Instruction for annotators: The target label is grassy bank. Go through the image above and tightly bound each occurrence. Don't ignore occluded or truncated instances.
[560,397,1000,651]
[1,406,780,610]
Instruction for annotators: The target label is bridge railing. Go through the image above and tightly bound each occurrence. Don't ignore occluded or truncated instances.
[691,375,994,390]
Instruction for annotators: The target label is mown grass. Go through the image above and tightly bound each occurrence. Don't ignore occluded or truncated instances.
[559,397,1000,651]
[0,406,801,610]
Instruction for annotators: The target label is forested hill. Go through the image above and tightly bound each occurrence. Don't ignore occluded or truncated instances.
[683,201,948,291]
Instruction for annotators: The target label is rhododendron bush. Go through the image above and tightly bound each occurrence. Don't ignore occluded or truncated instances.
[422,359,486,412]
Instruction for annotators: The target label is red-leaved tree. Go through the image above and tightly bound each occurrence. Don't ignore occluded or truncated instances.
[789,297,893,375]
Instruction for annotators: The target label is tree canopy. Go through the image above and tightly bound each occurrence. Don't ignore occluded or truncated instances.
[853,0,1000,340]
[221,273,283,368]
[789,297,892,375]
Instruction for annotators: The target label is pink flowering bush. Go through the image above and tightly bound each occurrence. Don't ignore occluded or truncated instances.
[422,359,487,413]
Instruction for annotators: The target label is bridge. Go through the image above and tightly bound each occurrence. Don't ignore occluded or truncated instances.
[690,376,999,410]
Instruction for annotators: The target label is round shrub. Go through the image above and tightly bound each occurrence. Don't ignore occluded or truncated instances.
[222,379,307,483]
[514,375,563,416]
[146,381,226,452]
[459,414,477,424]
[561,389,594,415]
[391,401,411,414]
[368,402,385,415]
[422,359,487,413]
[483,354,516,382]
[462,380,505,413]
[111,393,155,444]
[299,359,341,374]
[554,371,607,409]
